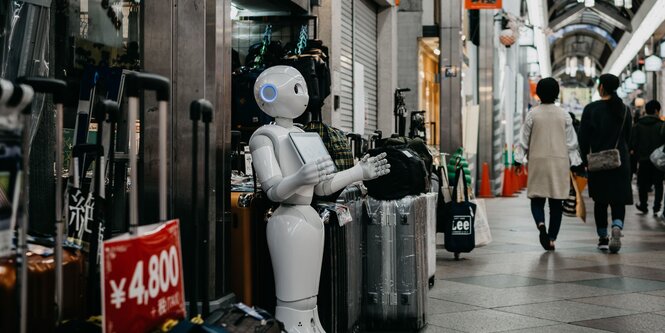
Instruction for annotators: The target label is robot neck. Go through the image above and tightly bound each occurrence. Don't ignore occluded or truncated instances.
[275,117,294,128]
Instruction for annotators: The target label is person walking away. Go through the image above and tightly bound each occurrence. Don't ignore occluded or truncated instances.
[579,74,632,253]
[630,100,664,217]
[517,78,582,251]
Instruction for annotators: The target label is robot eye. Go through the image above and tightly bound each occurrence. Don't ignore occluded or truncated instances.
[260,83,278,103]
[294,83,303,95]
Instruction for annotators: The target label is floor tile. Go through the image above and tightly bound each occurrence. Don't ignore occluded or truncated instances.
[503,323,612,333]
[514,269,617,282]
[419,325,465,333]
[444,274,552,289]
[507,283,627,299]
[497,300,638,322]
[428,298,482,315]
[574,264,665,278]
[428,309,557,333]
[571,277,665,292]
[572,293,665,312]
[572,313,665,333]
[432,287,559,308]
[644,289,665,297]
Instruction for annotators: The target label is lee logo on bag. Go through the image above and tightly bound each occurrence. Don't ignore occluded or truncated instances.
[451,215,472,235]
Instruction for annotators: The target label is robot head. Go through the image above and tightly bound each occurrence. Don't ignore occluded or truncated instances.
[254,65,309,119]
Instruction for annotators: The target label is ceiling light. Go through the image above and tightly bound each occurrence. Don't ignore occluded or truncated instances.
[606,0,665,75]
[645,55,663,71]
[617,87,627,98]
[625,0,632,9]
[623,82,634,93]
[578,0,584,2]
[660,40,665,58]
[614,0,624,5]
[585,0,595,7]
[626,78,638,90]
[631,69,646,84]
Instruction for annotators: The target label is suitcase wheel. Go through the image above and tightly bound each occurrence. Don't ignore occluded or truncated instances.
[429,276,435,289]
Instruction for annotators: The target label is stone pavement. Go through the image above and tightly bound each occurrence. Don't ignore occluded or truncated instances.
[424,190,665,333]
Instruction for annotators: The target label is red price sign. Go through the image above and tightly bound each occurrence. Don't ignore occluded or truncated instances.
[101,220,186,333]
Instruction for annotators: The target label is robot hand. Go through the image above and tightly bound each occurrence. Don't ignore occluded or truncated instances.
[297,156,336,185]
[359,153,391,180]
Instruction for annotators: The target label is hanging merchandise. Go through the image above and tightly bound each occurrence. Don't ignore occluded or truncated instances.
[232,25,278,142]
[282,26,332,122]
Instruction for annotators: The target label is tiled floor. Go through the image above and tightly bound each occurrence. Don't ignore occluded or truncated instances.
[425,190,665,332]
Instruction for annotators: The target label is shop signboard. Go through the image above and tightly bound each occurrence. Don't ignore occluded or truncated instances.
[101,220,186,333]
[465,0,502,10]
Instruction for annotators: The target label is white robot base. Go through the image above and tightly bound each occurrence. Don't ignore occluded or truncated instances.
[275,305,325,333]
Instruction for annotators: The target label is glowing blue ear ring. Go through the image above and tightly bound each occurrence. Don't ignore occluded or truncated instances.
[260,83,278,103]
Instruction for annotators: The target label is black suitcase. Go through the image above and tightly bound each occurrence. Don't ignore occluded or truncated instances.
[315,184,364,333]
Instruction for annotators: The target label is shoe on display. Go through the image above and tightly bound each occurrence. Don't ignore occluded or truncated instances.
[635,204,648,215]
[597,237,609,251]
[609,227,622,254]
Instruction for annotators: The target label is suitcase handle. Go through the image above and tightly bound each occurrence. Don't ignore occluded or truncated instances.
[16,77,67,104]
[17,76,68,325]
[189,99,213,317]
[125,73,171,232]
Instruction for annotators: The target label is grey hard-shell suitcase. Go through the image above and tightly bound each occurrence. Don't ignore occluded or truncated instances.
[364,195,428,331]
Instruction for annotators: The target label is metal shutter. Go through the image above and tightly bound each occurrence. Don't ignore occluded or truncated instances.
[339,1,354,132]
[339,0,378,134]
[355,0,378,134]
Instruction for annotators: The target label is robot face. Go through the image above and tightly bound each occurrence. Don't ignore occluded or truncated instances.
[254,65,309,119]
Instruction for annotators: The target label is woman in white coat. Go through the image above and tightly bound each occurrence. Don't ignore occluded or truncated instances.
[517,78,582,250]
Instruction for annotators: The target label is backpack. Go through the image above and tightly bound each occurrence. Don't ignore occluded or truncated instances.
[363,146,429,200]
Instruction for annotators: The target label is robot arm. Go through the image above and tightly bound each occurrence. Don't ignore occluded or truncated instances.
[314,153,390,196]
[251,135,335,202]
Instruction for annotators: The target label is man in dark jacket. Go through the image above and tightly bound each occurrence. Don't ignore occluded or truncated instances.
[630,100,664,216]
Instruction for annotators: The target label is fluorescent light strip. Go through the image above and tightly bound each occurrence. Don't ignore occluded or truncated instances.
[527,0,552,77]
[607,0,665,75]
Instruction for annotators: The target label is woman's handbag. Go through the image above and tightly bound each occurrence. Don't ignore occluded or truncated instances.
[587,109,627,172]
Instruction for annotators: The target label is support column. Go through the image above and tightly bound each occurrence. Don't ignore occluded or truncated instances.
[439,0,463,154]
[477,9,495,192]
[143,0,232,303]
[377,4,398,135]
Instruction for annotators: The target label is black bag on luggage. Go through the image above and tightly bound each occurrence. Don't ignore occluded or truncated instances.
[377,136,433,176]
[363,146,429,200]
[443,167,476,255]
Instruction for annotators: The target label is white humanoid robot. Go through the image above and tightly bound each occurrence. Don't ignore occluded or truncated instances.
[249,66,390,333]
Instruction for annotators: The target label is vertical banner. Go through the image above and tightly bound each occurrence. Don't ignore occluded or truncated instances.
[465,0,503,10]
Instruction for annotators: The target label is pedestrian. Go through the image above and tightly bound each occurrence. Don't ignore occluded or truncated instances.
[517,78,582,251]
[631,100,664,217]
[579,74,632,253]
